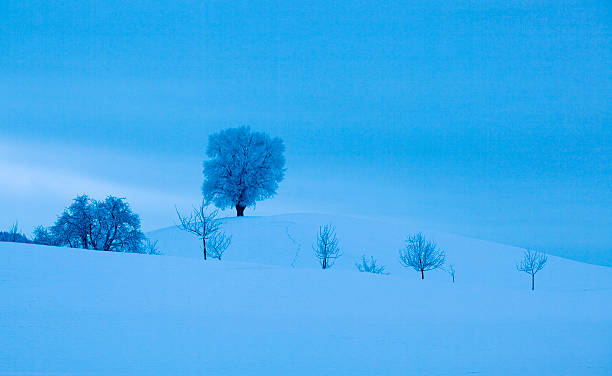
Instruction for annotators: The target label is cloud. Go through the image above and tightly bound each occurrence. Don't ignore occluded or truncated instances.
[0,139,199,231]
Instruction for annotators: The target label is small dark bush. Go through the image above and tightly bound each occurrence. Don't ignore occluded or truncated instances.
[355,255,388,275]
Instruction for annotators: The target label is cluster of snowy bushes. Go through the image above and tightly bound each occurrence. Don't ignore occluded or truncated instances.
[24,195,158,254]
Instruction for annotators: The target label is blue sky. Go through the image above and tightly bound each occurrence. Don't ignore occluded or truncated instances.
[1,1,611,261]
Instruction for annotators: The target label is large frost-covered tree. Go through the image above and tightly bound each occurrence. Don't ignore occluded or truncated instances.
[202,126,286,216]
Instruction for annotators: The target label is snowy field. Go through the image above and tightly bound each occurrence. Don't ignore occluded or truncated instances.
[1,214,611,375]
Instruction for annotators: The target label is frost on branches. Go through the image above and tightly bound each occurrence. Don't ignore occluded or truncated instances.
[202,126,286,216]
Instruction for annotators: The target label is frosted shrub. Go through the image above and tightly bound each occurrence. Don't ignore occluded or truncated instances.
[355,255,387,275]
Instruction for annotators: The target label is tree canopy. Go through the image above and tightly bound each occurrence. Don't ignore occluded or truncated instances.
[202,126,286,216]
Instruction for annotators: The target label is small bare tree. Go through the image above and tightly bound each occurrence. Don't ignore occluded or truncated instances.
[313,224,341,269]
[517,249,547,290]
[399,233,445,279]
[446,264,455,283]
[176,201,231,260]
[355,255,388,275]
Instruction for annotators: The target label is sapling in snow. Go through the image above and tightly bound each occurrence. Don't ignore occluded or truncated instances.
[176,201,231,261]
[313,224,342,269]
[399,233,445,279]
[516,249,547,290]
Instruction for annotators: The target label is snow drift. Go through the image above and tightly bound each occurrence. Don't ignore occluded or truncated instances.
[1,213,611,375]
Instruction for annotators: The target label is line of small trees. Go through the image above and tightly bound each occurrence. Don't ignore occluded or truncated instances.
[311,224,547,290]
[313,226,447,278]
[0,222,32,244]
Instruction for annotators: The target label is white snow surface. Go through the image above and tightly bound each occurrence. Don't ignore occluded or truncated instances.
[2,213,611,375]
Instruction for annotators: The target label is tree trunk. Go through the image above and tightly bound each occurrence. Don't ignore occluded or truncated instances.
[531,274,534,290]
[322,258,327,269]
[202,237,207,260]
[236,204,246,217]
[421,269,424,279]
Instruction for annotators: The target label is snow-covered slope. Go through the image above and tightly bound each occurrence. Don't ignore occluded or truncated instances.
[149,213,611,290]
[1,214,611,375]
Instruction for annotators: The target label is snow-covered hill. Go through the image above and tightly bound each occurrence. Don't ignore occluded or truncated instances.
[149,213,612,290]
[1,214,611,375]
